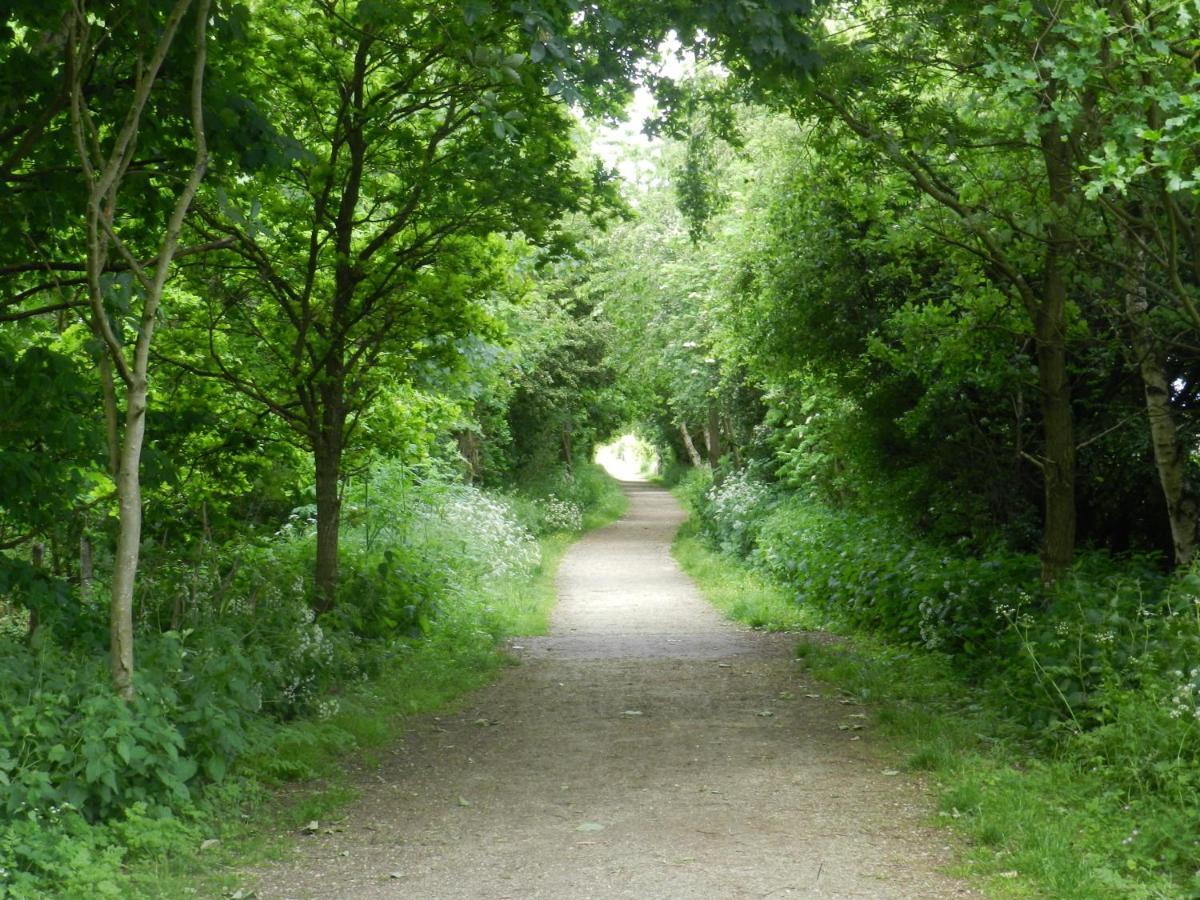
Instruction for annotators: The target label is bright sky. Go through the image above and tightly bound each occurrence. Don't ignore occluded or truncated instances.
[587,35,690,188]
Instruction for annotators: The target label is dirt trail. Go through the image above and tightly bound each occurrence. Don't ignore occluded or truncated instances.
[254,482,975,899]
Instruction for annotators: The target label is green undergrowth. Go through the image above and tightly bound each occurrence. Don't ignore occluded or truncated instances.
[790,635,1193,899]
[674,482,1199,899]
[672,520,818,632]
[0,462,625,899]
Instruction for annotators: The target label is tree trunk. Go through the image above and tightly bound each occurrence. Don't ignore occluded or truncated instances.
[313,434,343,615]
[704,402,722,468]
[1035,329,1076,584]
[98,355,121,477]
[724,413,742,468]
[27,542,44,641]
[109,377,148,700]
[1126,252,1198,567]
[679,421,704,467]
[68,0,211,698]
[455,429,482,483]
[1035,123,1078,585]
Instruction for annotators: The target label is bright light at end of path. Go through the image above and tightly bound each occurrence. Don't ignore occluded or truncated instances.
[595,435,659,482]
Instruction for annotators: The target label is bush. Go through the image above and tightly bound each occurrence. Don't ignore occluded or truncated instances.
[674,466,713,516]
[501,462,621,537]
[699,469,778,557]
[706,491,1033,654]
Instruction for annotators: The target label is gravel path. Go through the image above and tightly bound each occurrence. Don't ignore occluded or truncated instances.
[253,481,976,899]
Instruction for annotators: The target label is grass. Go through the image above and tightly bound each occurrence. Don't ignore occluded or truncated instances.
[122,472,629,898]
[672,520,818,631]
[674,524,1187,900]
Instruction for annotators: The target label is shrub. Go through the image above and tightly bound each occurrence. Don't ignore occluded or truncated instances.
[747,495,1036,654]
[699,469,778,557]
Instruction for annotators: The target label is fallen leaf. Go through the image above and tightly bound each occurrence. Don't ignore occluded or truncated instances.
[804,693,821,699]
[757,710,775,718]
[457,797,472,807]
[882,769,900,776]
[576,822,605,833]
[717,663,732,668]
[301,820,319,834]
[389,872,405,880]
[622,710,643,717]
[200,838,220,852]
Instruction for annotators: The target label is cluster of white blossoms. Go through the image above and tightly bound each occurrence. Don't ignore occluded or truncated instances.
[540,496,583,533]
[706,470,774,530]
[1168,669,1200,720]
[315,697,341,721]
[704,471,776,557]
[426,486,540,581]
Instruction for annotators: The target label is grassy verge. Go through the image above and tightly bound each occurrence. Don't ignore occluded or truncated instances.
[672,520,818,632]
[673,522,1184,900]
[123,472,627,899]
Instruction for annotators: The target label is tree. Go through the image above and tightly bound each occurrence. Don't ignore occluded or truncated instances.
[177,0,619,611]
[65,0,212,698]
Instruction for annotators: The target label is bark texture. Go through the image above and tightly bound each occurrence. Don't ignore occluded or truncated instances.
[1126,258,1198,566]
[679,421,704,468]
[1034,121,1078,585]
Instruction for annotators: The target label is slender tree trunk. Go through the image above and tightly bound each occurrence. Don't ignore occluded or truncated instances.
[98,355,120,477]
[110,377,148,697]
[1035,322,1075,583]
[705,402,722,468]
[679,421,704,467]
[67,0,210,697]
[724,414,742,468]
[27,542,44,640]
[455,429,482,483]
[1035,124,1078,584]
[1126,251,1198,566]
[309,33,370,617]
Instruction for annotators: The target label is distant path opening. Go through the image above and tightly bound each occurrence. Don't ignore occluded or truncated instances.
[254,483,973,899]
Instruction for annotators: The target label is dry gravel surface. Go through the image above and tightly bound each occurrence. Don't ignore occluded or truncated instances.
[251,481,977,899]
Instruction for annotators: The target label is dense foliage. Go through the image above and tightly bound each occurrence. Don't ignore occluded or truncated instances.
[3,0,1199,895]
